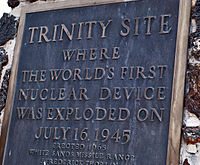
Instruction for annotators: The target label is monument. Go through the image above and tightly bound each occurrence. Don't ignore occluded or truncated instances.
[0,0,191,164]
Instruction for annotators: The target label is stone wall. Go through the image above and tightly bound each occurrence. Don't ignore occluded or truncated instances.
[180,0,200,164]
[0,0,199,164]
[0,12,18,134]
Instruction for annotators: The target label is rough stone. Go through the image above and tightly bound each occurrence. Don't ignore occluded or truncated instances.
[179,0,200,164]
[186,144,198,154]
[7,0,46,8]
[183,110,200,127]
[28,0,39,2]
[185,64,200,118]
[7,0,19,8]
[183,127,200,144]
[0,69,10,113]
[185,0,200,118]
[0,13,18,46]
[183,159,191,165]
[189,0,200,50]
[0,48,8,78]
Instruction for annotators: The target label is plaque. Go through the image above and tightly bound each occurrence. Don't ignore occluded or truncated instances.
[0,0,191,164]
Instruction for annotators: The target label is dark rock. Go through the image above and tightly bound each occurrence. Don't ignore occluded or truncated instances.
[189,0,200,49]
[0,47,9,113]
[28,0,39,2]
[0,13,18,46]
[7,0,40,8]
[185,0,200,118]
[0,48,8,73]
[185,64,200,118]
[183,159,190,165]
[7,0,19,8]
[0,69,10,112]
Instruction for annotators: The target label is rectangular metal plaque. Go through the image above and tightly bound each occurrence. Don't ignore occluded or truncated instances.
[0,0,191,164]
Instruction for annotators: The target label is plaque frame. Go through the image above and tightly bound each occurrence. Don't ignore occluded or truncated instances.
[0,0,191,164]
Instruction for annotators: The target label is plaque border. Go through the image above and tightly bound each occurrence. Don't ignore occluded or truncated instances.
[0,0,191,164]
[166,0,191,164]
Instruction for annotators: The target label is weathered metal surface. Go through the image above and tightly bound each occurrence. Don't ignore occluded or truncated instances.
[2,0,188,164]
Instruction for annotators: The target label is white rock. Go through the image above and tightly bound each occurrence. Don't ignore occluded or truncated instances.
[186,144,197,154]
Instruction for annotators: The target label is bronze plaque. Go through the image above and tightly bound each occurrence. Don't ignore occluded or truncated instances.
[0,0,191,164]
